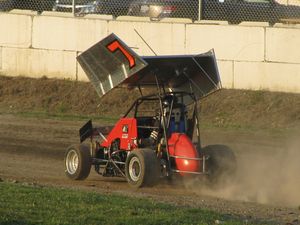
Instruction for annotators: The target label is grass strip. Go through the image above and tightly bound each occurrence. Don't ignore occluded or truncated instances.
[0,110,118,123]
[0,182,246,225]
[1,110,297,137]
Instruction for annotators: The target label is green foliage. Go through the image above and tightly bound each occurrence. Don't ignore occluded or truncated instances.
[56,102,69,114]
[0,182,245,225]
[0,110,118,123]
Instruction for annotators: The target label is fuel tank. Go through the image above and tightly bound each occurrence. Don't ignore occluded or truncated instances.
[168,133,200,175]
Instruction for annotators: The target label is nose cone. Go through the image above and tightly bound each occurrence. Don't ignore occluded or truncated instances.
[168,133,200,175]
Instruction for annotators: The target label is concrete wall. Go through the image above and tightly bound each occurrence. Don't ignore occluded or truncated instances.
[0,10,300,93]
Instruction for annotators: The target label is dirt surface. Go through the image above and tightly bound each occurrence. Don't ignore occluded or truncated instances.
[1,76,300,224]
[0,114,300,224]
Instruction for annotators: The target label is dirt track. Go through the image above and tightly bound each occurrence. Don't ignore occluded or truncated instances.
[1,114,300,224]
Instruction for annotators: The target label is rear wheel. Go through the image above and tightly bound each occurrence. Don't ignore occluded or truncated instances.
[64,144,92,180]
[125,149,160,188]
[202,145,236,183]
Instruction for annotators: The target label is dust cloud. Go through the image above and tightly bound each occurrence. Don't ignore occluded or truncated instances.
[185,137,300,207]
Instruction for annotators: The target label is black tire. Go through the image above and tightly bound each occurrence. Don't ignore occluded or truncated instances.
[64,144,92,180]
[125,149,160,188]
[228,20,241,25]
[202,145,236,183]
[269,21,276,27]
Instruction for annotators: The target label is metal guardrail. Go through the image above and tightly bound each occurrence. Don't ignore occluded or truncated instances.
[0,0,300,25]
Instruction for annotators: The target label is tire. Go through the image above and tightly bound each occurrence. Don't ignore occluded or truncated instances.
[125,149,160,188]
[64,144,92,180]
[269,21,276,27]
[228,20,241,25]
[202,145,236,183]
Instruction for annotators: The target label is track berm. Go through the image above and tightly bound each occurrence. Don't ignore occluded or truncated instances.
[0,75,300,224]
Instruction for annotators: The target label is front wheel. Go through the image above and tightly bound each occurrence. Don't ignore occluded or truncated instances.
[125,149,160,188]
[64,144,92,180]
[202,145,237,184]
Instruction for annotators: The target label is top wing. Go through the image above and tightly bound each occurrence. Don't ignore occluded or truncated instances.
[77,33,148,97]
[131,51,221,100]
[77,33,221,101]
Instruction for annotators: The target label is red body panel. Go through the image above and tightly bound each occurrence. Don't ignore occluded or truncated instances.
[168,133,200,174]
[101,118,138,150]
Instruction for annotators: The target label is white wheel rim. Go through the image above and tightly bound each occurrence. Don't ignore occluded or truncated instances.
[129,157,141,182]
[66,149,79,175]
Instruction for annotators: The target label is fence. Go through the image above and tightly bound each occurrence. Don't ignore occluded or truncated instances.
[0,0,300,24]
[1,11,300,93]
